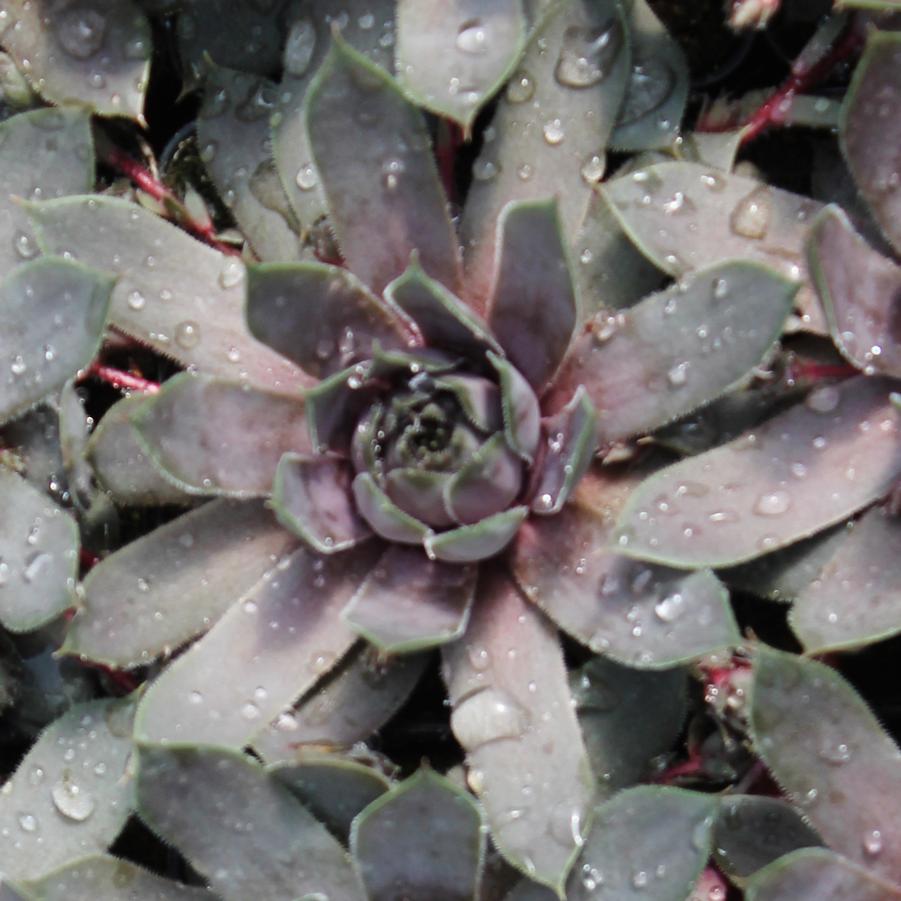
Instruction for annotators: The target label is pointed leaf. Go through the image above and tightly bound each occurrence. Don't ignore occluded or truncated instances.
[566,787,717,900]
[385,468,456,528]
[0,0,150,118]
[385,260,500,357]
[253,647,428,758]
[603,161,827,333]
[135,542,379,748]
[532,386,597,515]
[306,37,460,294]
[442,570,595,892]
[28,196,311,391]
[86,394,194,506]
[460,0,631,307]
[426,506,528,563]
[512,482,739,667]
[750,645,901,882]
[0,259,113,425]
[272,452,372,554]
[435,374,503,433]
[0,698,136,882]
[21,855,212,900]
[489,352,540,463]
[807,205,901,377]
[572,657,688,794]
[396,0,527,129]
[445,434,524,525]
[488,199,578,391]
[0,468,78,632]
[351,768,485,901]
[132,373,310,498]
[64,500,298,667]
[342,545,476,652]
[135,745,366,901]
[197,65,299,262]
[714,795,822,884]
[746,848,901,901]
[790,505,901,652]
[547,261,796,444]
[270,754,391,841]
[247,261,417,378]
[841,30,901,253]
[615,376,901,568]
[352,472,432,545]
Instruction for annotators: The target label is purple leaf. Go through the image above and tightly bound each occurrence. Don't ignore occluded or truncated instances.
[342,545,476,652]
[488,352,541,463]
[246,261,418,378]
[305,36,460,295]
[135,541,380,748]
[385,468,456,528]
[435,374,503,433]
[614,377,901,568]
[425,506,528,563]
[444,434,524,525]
[352,472,432,544]
[132,373,311,497]
[306,363,380,455]
[488,199,578,392]
[271,453,373,554]
[442,569,596,893]
[807,206,901,378]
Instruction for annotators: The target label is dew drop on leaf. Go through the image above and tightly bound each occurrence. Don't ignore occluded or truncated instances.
[863,828,883,858]
[754,490,791,517]
[542,118,565,145]
[729,186,772,240]
[554,21,623,89]
[451,687,530,747]
[455,19,490,55]
[506,71,534,103]
[56,8,107,60]
[51,774,95,821]
[174,320,201,350]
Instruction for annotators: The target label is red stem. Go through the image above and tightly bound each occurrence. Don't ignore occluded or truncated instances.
[103,146,241,256]
[83,361,160,394]
[787,359,859,385]
[436,120,464,205]
[653,755,706,785]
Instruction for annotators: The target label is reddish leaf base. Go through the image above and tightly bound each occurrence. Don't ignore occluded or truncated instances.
[436,120,464,205]
[693,865,732,901]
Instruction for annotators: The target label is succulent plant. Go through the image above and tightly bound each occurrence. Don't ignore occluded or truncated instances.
[0,1,900,900]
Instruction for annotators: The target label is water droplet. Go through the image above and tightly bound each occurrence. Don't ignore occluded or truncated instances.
[10,354,26,376]
[28,766,44,787]
[219,258,244,289]
[126,289,146,311]
[805,385,840,413]
[310,650,337,674]
[295,163,318,191]
[227,346,242,364]
[754,489,791,517]
[18,812,38,833]
[51,775,95,821]
[450,688,530,747]
[174,320,201,350]
[543,118,565,145]
[57,8,106,59]
[506,71,534,103]
[863,828,883,857]
[467,645,490,671]
[13,230,38,259]
[712,278,729,300]
[654,592,684,622]
[472,158,498,181]
[554,21,623,88]
[241,701,260,720]
[667,361,689,387]
[456,19,489,55]
[729,186,772,240]
[632,870,649,889]
[22,552,51,584]
[819,739,852,765]
[549,801,585,848]
[580,153,605,184]
[617,58,675,124]
[285,18,316,77]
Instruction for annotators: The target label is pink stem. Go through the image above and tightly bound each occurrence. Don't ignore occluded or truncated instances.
[83,361,160,394]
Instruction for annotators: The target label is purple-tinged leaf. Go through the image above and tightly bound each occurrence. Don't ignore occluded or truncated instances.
[0,698,135,882]
[63,500,298,667]
[532,386,597,515]
[351,768,485,901]
[385,259,500,357]
[396,0,527,130]
[135,541,379,748]
[21,855,212,900]
[0,468,78,633]
[246,261,418,378]
[306,37,460,295]
[270,753,391,842]
[603,161,827,333]
[807,206,901,377]
[28,196,311,392]
[841,31,901,253]
[272,452,372,554]
[342,545,476,652]
[353,473,431,545]
[745,848,901,901]
[460,0,631,308]
[425,506,528,563]
[197,64,300,262]
[442,569,595,893]
[445,434,524,525]
[615,377,901,568]
[488,353,540,463]
[136,745,366,901]
[87,394,201,506]
[488,199,578,391]
[714,795,822,885]
[512,474,739,667]
[566,787,717,900]
[609,0,689,152]
[0,107,94,279]
[750,645,901,883]
[572,657,688,795]
[0,0,150,119]
[306,362,380,455]
[132,374,310,498]
[0,259,113,425]
[790,506,901,652]
[547,261,796,444]
[435,374,503,433]
[385,469,456,528]
[253,647,428,758]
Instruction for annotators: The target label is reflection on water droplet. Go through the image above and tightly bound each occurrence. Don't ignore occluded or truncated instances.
[175,320,201,349]
[581,153,605,184]
[51,774,95,821]
[506,71,534,103]
[863,828,883,857]
[543,118,565,145]
[13,230,38,260]
[729,186,772,240]
[554,21,623,88]
[654,592,684,622]
[667,361,689,387]
[754,490,791,516]
[10,354,26,376]
[295,163,318,191]
[472,158,498,181]
[219,258,244,289]
[127,289,146,311]
[819,739,852,765]
[456,19,489,55]
[451,687,530,747]
[18,812,38,832]
[632,870,649,888]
